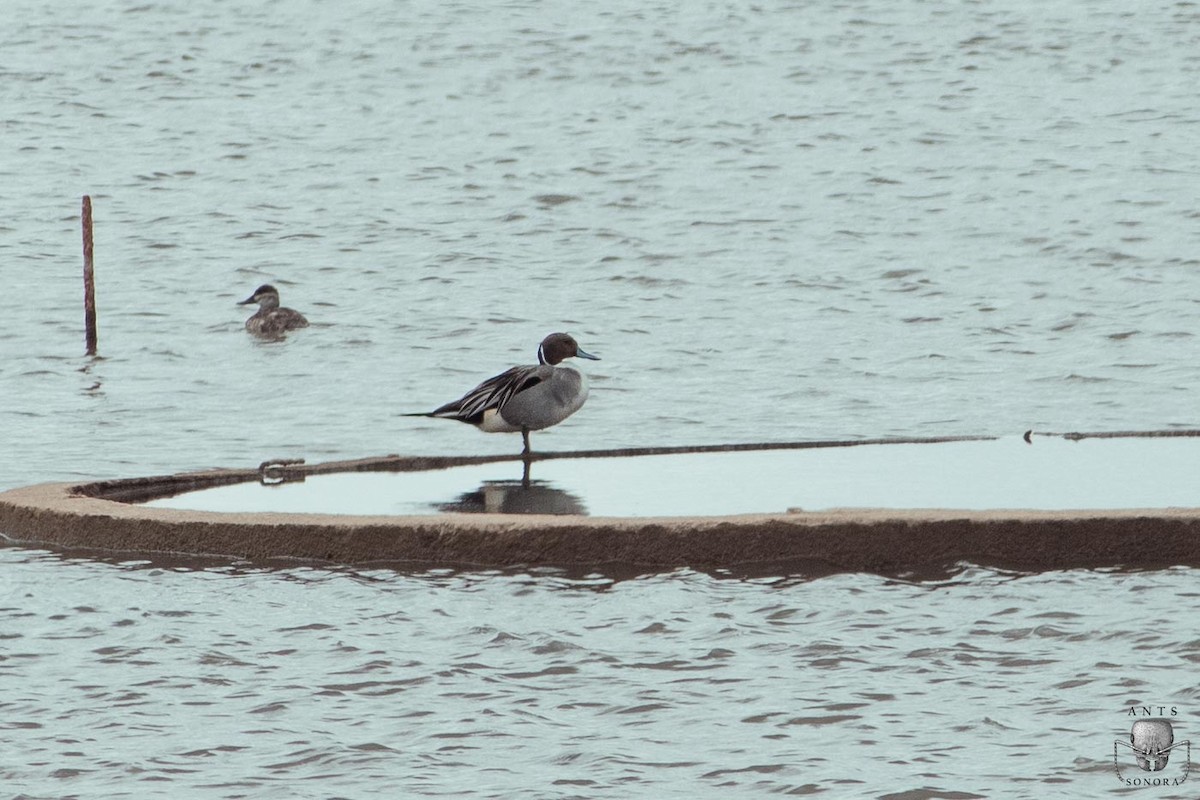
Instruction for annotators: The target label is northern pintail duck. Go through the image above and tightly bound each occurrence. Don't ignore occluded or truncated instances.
[406,332,600,454]
[238,284,309,337]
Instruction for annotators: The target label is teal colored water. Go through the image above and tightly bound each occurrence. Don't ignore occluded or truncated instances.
[147,436,1200,516]
[2,0,1198,796]
[2,551,1196,798]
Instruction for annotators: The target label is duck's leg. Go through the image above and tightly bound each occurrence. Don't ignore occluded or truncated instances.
[520,429,533,486]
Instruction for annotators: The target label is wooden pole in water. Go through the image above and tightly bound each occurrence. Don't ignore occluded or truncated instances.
[82,195,97,356]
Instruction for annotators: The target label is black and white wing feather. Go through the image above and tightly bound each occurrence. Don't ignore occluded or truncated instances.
[425,366,544,425]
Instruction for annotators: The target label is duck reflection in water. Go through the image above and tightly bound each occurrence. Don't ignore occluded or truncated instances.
[436,478,587,516]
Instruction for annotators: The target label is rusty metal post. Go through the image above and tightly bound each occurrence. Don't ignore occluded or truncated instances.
[82,195,97,356]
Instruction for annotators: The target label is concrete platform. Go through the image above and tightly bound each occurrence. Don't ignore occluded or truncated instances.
[2,433,1199,575]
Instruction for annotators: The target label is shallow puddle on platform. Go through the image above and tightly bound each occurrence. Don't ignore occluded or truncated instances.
[144,436,1200,517]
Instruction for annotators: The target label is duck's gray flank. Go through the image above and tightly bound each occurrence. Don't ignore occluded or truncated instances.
[405,332,600,454]
[239,284,309,337]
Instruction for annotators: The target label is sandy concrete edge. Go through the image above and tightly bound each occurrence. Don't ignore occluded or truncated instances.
[3,480,1200,573]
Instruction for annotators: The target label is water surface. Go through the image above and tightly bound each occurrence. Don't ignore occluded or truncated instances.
[3,0,1200,489]
[2,549,1195,798]
[148,436,1200,516]
[2,0,1198,796]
